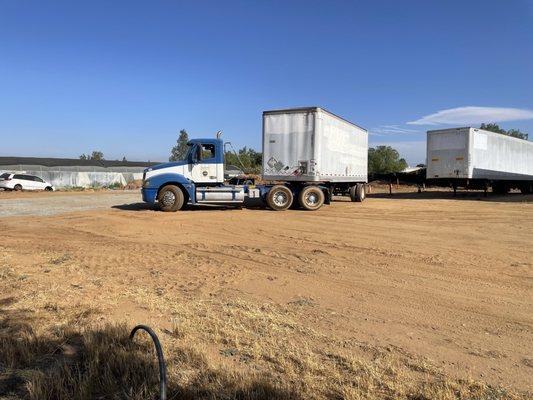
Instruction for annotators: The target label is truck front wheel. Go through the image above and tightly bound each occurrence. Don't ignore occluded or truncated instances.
[158,185,185,212]
[298,186,325,211]
[266,185,293,211]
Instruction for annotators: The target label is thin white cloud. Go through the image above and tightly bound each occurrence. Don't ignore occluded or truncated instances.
[370,124,420,136]
[407,106,533,126]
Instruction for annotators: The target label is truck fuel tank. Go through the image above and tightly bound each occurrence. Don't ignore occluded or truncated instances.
[196,186,245,203]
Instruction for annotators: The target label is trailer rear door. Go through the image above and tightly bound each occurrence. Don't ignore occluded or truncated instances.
[427,129,470,179]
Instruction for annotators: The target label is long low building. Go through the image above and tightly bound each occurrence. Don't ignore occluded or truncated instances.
[0,156,160,188]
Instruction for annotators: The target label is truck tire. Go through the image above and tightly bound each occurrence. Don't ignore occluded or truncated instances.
[298,186,325,211]
[350,184,365,202]
[266,185,293,211]
[158,185,185,212]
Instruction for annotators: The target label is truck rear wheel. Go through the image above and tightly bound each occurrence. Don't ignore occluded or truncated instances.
[158,185,185,212]
[266,185,293,211]
[350,184,365,202]
[298,186,325,211]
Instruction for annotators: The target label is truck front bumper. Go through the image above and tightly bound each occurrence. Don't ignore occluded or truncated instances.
[142,188,158,204]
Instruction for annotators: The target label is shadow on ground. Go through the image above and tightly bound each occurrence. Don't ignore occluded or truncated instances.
[112,198,268,212]
[0,299,301,400]
[112,202,154,211]
[367,191,533,203]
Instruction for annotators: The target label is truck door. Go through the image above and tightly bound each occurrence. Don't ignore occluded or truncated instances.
[191,143,219,184]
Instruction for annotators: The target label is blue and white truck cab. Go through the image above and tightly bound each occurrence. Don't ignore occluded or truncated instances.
[142,107,369,212]
[142,137,252,211]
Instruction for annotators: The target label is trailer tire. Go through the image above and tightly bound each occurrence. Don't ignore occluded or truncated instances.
[298,186,325,211]
[158,185,185,212]
[266,185,293,211]
[350,184,365,202]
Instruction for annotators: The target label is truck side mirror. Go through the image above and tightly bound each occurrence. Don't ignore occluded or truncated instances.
[188,145,196,163]
[196,145,202,162]
[189,144,202,164]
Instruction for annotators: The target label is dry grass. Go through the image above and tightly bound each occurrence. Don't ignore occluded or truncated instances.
[0,294,522,400]
[0,206,530,400]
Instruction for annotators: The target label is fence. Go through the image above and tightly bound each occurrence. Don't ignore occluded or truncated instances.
[0,164,146,188]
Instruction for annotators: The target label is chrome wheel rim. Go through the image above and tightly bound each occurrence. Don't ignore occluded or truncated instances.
[273,191,288,207]
[161,191,176,207]
[305,192,319,206]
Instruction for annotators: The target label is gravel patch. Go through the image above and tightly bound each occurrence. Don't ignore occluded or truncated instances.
[0,191,142,217]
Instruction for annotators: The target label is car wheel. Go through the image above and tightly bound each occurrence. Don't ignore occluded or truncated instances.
[45,186,53,191]
[14,184,22,191]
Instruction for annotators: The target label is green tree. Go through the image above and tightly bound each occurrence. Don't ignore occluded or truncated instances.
[80,151,104,160]
[368,146,408,175]
[90,151,104,161]
[480,123,528,140]
[224,146,262,174]
[169,129,189,161]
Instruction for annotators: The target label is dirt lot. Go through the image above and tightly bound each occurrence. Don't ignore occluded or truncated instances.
[0,189,532,399]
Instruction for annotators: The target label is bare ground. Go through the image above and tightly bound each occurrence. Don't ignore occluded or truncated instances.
[0,190,531,399]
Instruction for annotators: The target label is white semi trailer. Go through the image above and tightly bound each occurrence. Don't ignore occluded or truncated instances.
[262,107,368,199]
[426,127,533,194]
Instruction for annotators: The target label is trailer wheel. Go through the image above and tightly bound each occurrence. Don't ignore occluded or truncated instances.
[350,184,365,202]
[266,185,293,211]
[298,186,325,211]
[158,185,185,212]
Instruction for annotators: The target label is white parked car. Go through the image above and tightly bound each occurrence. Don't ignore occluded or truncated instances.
[0,173,55,191]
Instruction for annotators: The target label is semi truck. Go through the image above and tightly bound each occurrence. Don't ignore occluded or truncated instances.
[141,107,368,211]
[426,127,533,194]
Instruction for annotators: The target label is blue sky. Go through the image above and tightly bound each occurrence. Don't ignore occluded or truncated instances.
[1,0,532,164]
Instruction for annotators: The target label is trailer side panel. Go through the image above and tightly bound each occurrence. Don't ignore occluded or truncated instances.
[262,107,368,183]
[471,128,533,180]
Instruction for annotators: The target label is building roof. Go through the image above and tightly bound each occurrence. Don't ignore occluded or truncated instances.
[0,156,161,168]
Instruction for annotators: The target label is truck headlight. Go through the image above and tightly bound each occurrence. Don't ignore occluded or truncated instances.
[142,179,150,188]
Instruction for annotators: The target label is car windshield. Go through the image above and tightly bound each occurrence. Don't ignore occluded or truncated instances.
[0,173,10,179]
